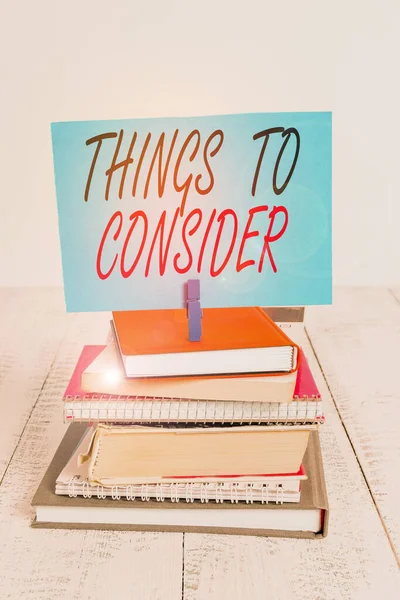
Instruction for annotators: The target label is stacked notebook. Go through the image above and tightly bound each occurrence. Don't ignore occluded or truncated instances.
[32,306,328,538]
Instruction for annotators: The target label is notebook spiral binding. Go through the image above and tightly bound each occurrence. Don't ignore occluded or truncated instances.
[66,479,287,505]
[63,395,323,425]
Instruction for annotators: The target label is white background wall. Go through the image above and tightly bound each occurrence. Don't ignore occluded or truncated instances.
[0,0,398,286]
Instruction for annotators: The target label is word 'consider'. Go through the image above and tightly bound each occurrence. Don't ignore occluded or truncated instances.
[96,205,288,279]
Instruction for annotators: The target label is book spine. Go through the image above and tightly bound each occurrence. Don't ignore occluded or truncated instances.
[307,430,330,537]
[63,396,324,425]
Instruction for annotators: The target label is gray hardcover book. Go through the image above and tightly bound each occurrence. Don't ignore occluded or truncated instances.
[32,424,328,539]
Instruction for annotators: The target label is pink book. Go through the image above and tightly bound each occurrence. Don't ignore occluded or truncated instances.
[64,346,321,400]
[64,346,104,399]
[293,352,321,399]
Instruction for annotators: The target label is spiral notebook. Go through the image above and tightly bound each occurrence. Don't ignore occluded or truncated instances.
[63,346,323,424]
[32,424,329,538]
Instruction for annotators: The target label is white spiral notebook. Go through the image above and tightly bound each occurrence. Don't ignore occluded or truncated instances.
[65,397,324,424]
[63,345,323,424]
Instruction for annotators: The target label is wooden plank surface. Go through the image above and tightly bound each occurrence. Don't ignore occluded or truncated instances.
[0,288,67,481]
[306,287,400,558]
[0,303,183,600]
[0,288,399,599]
[183,325,400,600]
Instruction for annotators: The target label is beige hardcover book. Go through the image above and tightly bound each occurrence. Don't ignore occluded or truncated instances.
[32,424,328,538]
[262,307,305,345]
[54,427,307,503]
[78,424,314,483]
[81,340,297,403]
[262,307,305,323]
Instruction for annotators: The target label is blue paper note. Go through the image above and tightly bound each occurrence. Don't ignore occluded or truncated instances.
[51,112,332,312]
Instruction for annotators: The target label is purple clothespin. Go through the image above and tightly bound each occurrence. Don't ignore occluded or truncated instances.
[187,279,202,341]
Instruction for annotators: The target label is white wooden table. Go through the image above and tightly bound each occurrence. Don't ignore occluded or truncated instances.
[0,287,399,599]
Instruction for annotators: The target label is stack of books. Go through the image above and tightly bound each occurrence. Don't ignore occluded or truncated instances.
[32,306,328,538]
